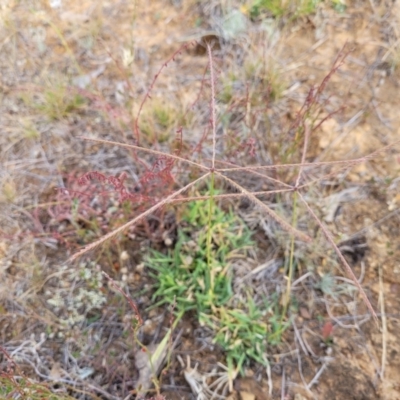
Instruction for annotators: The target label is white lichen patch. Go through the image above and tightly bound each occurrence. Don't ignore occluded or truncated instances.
[46,261,106,328]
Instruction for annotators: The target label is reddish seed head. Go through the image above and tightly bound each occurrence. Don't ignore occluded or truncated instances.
[322,321,334,340]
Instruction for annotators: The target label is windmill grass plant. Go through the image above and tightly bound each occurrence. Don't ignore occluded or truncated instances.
[51,42,399,396]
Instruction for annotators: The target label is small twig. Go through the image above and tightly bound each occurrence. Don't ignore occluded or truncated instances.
[343,208,400,243]
[294,337,313,397]
[292,321,310,357]
[378,264,387,380]
[266,361,273,397]
[322,297,370,329]
[301,335,318,359]
[307,362,329,390]
[292,271,313,288]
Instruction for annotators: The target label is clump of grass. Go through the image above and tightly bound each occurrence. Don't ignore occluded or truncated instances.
[24,79,86,121]
[147,193,250,313]
[1,179,17,203]
[145,191,276,371]
[40,88,85,120]
[248,0,322,20]
[199,296,286,372]
[138,98,185,144]
[0,377,73,400]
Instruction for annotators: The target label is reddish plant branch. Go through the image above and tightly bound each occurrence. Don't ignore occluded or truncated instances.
[134,42,195,144]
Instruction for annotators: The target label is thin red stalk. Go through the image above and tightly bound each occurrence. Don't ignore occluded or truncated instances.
[78,136,207,171]
[297,138,400,190]
[183,63,209,123]
[295,124,310,188]
[207,44,217,170]
[134,42,194,143]
[167,188,294,203]
[102,270,142,325]
[217,138,400,173]
[311,107,345,134]
[214,159,293,189]
[214,171,312,243]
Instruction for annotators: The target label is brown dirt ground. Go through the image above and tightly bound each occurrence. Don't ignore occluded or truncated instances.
[1,1,400,399]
